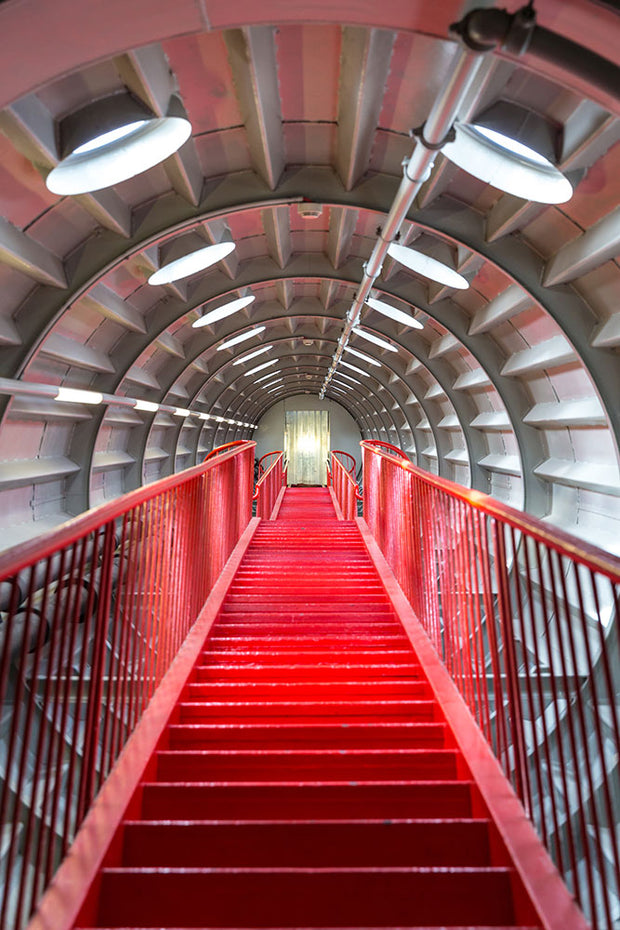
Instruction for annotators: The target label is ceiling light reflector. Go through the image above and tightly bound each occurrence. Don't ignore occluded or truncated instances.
[256,369,282,383]
[149,242,235,286]
[217,326,266,351]
[192,295,255,329]
[245,360,277,377]
[352,327,398,352]
[441,122,572,204]
[232,345,273,366]
[387,243,468,289]
[366,297,424,329]
[47,116,192,196]
[343,346,381,367]
[340,361,370,377]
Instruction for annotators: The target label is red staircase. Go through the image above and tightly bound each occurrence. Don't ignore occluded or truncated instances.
[76,488,541,929]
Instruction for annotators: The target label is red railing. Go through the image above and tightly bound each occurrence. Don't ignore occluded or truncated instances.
[327,450,361,520]
[253,450,287,519]
[0,441,255,930]
[362,439,619,930]
[256,450,282,477]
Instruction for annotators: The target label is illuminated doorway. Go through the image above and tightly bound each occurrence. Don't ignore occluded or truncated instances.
[284,410,330,485]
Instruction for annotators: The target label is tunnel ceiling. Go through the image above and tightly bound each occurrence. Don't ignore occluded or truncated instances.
[0,0,619,550]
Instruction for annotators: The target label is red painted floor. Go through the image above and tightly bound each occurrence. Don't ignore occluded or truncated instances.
[79,488,539,928]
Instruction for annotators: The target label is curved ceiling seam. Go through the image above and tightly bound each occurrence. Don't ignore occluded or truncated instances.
[193,348,405,441]
[105,363,399,492]
[147,274,535,476]
[3,175,595,383]
[15,221,600,476]
[11,247,545,513]
[144,332,485,485]
[41,264,536,503]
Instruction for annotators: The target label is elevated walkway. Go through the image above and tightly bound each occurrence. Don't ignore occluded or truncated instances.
[73,489,543,928]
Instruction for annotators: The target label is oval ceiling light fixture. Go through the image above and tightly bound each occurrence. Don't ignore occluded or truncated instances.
[366,297,423,329]
[149,241,235,286]
[256,369,282,383]
[441,124,572,203]
[340,360,370,377]
[46,93,192,195]
[352,327,398,353]
[217,326,266,352]
[440,101,572,204]
[387,243,468,289]
[343,346,381,367]
[245,360,278,377]
[335,372,363,385]
[232,345,273,366]
[192,295,255,329]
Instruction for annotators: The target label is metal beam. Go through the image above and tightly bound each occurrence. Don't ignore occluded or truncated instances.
[336,28,395,191]
[544,205,620,286]
[262,206,291,268]
[0,216,67,288]
[327,208,358,269]
[224,27,284,190]
[81,284,147,334]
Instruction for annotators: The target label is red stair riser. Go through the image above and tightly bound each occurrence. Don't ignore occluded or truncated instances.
[96,867,517,927]
[120,819,492,867]
[139,780,476,820]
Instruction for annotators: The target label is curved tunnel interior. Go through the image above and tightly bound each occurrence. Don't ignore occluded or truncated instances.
[0,1,619,552]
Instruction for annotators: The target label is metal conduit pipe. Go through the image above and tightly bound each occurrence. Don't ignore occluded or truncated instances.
[319,48,493,398]
[321,2,620,400]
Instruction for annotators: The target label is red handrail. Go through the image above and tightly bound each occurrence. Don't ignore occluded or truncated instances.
[0,441,255,930]
[363,439,408,460]
[253,450,287,519]
[204,439,249,462]
[328,450,362,520]
[256,450,281,476]
[331,449,357,476]
[361,440,619,930]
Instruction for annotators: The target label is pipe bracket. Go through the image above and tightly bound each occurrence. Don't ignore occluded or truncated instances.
[450,4,536,58]
[410,122,456,150]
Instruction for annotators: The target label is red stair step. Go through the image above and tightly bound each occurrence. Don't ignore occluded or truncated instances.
[139,780,476,820]
[155,747,460,781]
[121,819,492,867]
[184,680,433,699]
[178,699,439,723]
[95,866,518,927]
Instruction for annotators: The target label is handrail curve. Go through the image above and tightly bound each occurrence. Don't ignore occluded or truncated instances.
[328,449,362,520]
[253,450,287,519]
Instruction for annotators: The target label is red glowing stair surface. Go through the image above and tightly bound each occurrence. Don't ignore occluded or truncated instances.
[77,488,542,930]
